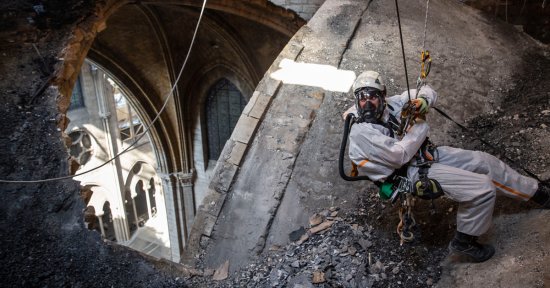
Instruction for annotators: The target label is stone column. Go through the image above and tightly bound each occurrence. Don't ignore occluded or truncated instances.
[91,65,130,242]
[175,171,195,243]
[159,173,182,263]
[97,214,106,238]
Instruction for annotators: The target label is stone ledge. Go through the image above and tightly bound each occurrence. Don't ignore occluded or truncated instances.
[242,91,260,116]
[227,141,248,166]
[201,213,217,237]
[183,12,309,269]
[280,40,304,62]
[198,188,227,218]
[231,114,260,144]
[208,160,239,194]
[259,78,282,97]
[249,92,273,119]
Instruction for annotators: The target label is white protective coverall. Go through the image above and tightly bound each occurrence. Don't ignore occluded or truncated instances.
[345,85,539,236]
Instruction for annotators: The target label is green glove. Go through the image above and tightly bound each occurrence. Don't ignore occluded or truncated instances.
[412,97,429,115]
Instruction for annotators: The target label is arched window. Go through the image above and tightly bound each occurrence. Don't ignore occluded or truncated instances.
[205,78,247,161]
[69,76,84,110]
[124,162,159,236]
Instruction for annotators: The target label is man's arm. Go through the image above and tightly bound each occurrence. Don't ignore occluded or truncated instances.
[377,121,429,168]
[350,122,429,169]
[386,85,438,111]
[417,85,437,108]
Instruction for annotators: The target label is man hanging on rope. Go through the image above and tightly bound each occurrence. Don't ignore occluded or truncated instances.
[342,70,550,263]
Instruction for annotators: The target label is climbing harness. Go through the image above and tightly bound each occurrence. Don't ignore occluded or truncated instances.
[338,112,439,244]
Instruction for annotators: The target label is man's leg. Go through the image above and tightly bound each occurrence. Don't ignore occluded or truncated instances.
[413,163,496,262]
[436,146,539,201]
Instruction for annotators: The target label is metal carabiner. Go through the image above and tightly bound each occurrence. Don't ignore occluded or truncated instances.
[420,50,431,79]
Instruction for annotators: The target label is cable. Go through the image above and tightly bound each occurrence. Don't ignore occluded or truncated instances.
[395,0,411,102]
[433,106,542,182]
[0,0,208,184]
[421,0,430,54]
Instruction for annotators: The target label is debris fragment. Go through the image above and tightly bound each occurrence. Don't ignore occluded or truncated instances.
[203,269,214,277]
[309,213,324,227]
[269,245,283,251]
[309,220,334,234]
[212,261,229,281]
[312,271,325,283]
[296,233,309,245]
[289,227,306,242]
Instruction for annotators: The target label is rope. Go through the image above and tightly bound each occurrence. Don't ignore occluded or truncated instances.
[0,0,208,184]
[394,0,411,102]
[416,0,431,98]
[421,0,430,53]
[397,193,416,245]
[433,106,542,182]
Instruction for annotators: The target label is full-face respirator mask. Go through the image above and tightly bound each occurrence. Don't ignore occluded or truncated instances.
[351,71,387,123]
[354,87,386,123]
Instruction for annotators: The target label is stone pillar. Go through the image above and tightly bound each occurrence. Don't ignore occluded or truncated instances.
[91,65,130,242]
[97,215,106,238]
[175,171,196,241]
[159,173,182,263]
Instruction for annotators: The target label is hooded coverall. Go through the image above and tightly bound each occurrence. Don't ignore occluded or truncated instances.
[344,85,539,236]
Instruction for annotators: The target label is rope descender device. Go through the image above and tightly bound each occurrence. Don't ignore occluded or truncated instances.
[416,50,432,91]
[420,50,431,80]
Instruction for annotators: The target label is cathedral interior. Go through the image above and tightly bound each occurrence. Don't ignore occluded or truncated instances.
[0,0,549,286]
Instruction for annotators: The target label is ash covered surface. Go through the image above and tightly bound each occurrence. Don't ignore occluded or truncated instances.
[451,51,550,182]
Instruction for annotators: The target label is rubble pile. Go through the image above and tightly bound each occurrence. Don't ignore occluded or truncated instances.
[187,206,447,288]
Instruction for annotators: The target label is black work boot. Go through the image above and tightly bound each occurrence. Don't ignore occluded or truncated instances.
[531,182,550,208]
[448,231,495,263]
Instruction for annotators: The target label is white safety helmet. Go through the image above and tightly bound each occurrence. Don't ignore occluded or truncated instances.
[352,71,386,93]
[352,71,387,123]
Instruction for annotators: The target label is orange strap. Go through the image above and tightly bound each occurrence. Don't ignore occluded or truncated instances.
[350,161,358,177]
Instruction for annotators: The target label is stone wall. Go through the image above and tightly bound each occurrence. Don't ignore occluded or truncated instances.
[270,0,326,20]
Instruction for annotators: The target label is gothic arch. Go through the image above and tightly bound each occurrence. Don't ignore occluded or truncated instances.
[84,54,175,174]
[124,161,161,235]
[187,64,253,172]
[82,185,117,241]
[204,78,248,161]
